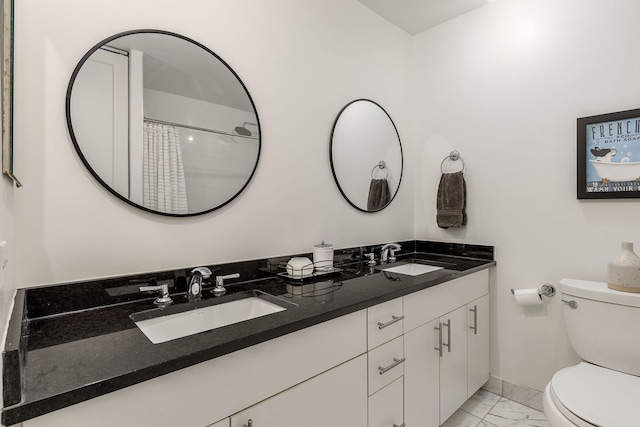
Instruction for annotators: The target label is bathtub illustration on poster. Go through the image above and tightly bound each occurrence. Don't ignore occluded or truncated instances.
[589,159,640,183]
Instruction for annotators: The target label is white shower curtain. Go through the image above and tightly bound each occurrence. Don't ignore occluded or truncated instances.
[143,121,188,214]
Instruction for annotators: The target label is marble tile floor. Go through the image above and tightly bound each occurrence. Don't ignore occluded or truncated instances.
[442,389,549,427]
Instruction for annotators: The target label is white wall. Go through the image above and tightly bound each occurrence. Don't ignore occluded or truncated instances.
[12,0,413,286]
[13,0,638,397]
[412,0,640,391]
[0,176,15,340]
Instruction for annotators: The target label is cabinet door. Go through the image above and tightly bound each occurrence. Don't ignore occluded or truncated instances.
[439,306,468,424]
[230,355,367,427]
[368,377,404,427]
[404,319,440,427]
[467,294,490,397]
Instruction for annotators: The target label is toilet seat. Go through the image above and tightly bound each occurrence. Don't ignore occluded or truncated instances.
[546,382,596,426]
[548,362,639,427]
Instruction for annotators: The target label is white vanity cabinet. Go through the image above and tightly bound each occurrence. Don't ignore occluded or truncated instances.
[230,355,367,427]
[403,270,490,426]
[23,311,367,427]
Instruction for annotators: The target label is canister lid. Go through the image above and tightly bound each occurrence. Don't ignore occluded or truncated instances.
[314,241,333,248]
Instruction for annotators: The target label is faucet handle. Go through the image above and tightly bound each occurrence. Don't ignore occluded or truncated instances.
[139,284,172,305]
[213,273,240,296]
[191,267,212,279]
[216,273,240,285]
[364,253,377,266]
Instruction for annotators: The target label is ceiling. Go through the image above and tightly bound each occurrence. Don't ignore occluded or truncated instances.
[356,0,490,35]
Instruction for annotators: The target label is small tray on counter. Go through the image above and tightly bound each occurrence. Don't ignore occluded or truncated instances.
[275,267,343,281]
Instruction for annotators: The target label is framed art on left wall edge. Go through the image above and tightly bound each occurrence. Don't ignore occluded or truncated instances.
[1,0,20,186]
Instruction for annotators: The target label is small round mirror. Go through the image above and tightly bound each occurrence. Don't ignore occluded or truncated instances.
[66,30,261,216]
[330,99,403,212]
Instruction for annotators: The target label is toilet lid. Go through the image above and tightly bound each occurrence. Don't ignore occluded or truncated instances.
[551,362,640,427]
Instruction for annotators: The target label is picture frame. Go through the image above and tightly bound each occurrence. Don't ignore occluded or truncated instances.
[1,0,20,186]
[577,108,640,199]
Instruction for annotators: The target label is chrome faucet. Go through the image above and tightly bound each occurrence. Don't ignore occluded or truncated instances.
[188,267,212,300]
[139,283,172,305]
[381,243,402,263]
[213,273,240,297]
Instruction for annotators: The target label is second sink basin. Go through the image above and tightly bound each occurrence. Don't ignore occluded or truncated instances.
[134,293,289,344]
[382,263,444,276]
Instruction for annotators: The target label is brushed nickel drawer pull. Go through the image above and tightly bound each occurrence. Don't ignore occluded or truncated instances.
[434,322,443,357]
[378,357,406,375]
[443,319,451,352]
[377,315,405,329]
[469,305,478,335]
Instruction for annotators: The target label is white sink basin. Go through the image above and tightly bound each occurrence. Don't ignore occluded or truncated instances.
[382,263,444,276]
[134,296,287,344]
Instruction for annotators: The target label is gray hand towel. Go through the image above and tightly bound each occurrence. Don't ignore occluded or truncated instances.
[436,171,466,228]
[367,178,391,211]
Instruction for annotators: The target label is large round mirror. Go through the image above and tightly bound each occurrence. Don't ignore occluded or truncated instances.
[330,99,403,212]
[66,30,261,216]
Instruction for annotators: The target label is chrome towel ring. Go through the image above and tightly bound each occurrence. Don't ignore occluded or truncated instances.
[371,160,389,179]
[440,150,465,173]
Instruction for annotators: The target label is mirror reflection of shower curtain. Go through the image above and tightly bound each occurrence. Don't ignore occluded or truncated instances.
[143,120,188,214]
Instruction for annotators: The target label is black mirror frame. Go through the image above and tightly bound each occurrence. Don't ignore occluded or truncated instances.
[65,29,261,217]
[329,99,403,213]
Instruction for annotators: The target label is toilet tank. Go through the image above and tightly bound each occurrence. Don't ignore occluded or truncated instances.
[560,279,640,376]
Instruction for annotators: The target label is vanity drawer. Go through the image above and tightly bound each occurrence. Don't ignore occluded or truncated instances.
[368,335,404,395]
[368,376,404,427]
[367,298,404,350]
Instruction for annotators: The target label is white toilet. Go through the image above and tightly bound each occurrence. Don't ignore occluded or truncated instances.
[543,278,640,426]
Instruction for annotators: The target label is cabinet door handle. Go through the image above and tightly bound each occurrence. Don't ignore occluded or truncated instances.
[442,319,451,352]
[378,357,406,374]
[434,322,443,357]
[243,420,253,427]
[469,305,478,335]
[377,314,405,329]
[393,424,406,427]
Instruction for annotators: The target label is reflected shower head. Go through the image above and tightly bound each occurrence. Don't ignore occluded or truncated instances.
[234,126,252,136]
[234,122,258,137]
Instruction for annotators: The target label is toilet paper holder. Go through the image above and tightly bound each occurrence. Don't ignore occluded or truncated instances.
[510,283,556,298]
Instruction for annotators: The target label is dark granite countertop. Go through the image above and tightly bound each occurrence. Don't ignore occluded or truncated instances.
[1,240,495,425]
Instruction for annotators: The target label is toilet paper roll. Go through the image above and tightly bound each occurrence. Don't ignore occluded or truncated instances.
[512,289,543,306]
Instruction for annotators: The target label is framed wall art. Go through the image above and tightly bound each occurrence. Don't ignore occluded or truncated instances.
[1,0,20,186]
[577,108,640,199]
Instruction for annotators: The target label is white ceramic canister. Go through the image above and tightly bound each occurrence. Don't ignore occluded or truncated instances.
[313,241,334,271]
[608,241,640,293]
